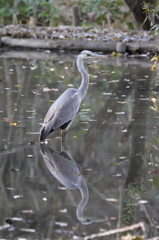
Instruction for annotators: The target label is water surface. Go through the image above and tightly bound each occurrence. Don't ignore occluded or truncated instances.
[0,50,159,239]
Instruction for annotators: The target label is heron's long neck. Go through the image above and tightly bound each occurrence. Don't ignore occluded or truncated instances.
[77,56,89,100]
[76,178,89,223]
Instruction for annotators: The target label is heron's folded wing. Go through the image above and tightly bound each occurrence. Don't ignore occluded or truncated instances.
[44,89,81,130]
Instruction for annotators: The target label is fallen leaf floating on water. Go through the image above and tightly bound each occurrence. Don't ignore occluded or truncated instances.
[113,162,122,165]
[117,101,126,104]
[137,200,148,204]
[21,209,33,213]
[26,110,36,112]
[19,228,36,232]
[110,217,117,220]
[150,54,159,71]
[27,116,35,119]
[10,123,17,126]
[55,221,68,227]
[42,197,47,201]
[105,198,119,202]
[89,82,97,85]
[26,131,39,135]
[102,92,111,95]
[108,79,119,83]
[55,229,75,237]
[58,186,66,190]
[3,118,11,122]
[115,112,125,115]
[148,179,153,182]
[81,108,91,112]
[58,208,67,213]
[112,51,121,57]
[6,187,15,190]
[28,141,37,145]
[13,195,23,199]
[31,66,37,70]
[43,87,59,92]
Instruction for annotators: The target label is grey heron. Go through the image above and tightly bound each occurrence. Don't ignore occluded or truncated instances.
[40,143,106,224]
[39,50,107,141]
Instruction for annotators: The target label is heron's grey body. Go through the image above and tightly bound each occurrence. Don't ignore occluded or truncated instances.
[40,50,106,141]
[40,88,81,140]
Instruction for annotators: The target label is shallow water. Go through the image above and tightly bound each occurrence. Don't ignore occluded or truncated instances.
[0,50,159,239]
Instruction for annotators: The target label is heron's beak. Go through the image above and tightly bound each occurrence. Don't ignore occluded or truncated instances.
[91,53,108,59]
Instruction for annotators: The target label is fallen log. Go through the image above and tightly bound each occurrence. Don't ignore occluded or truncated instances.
[1,37,116,52]
[1,36,159,54]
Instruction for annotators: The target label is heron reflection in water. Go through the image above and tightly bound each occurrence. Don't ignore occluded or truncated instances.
[40,50,107,141]
[40,143,105,225]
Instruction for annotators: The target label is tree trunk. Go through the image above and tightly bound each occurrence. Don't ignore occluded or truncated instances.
[72,5,81,26]
[125,0,157,30]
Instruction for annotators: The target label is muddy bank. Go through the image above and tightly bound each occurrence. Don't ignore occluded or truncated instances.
[0,25,159,54]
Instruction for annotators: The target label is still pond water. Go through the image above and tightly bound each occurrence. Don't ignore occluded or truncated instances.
[0,50,159,239]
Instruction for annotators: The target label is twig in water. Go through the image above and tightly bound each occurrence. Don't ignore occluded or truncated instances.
[84,221,146,240]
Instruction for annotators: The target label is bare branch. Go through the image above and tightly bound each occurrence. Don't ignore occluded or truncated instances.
[83,222,146,240]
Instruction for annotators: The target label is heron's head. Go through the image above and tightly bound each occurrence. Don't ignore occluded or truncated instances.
[79,50,107,59]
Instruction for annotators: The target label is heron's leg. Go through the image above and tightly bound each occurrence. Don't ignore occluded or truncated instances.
[65,120,73,131]
[61,129,67,141]
[61,135,66,151]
